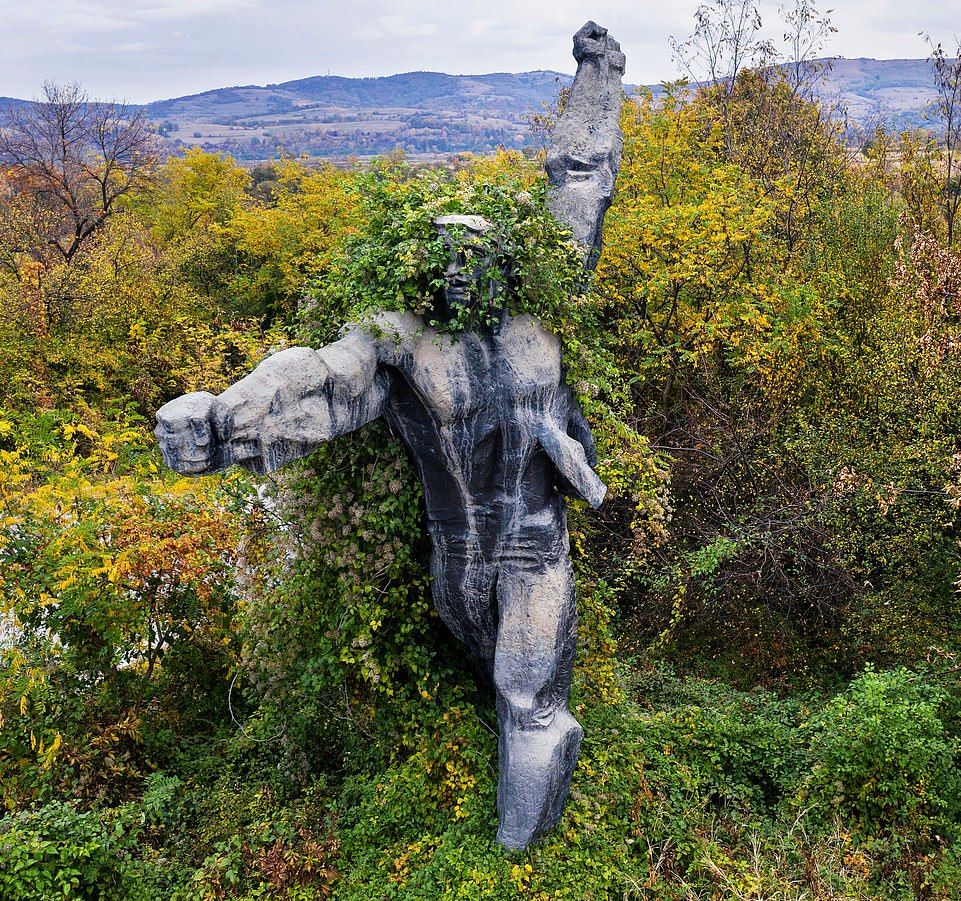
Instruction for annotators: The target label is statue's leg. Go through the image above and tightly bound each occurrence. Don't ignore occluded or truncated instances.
[428,525,498,679]
[492,550,582,850]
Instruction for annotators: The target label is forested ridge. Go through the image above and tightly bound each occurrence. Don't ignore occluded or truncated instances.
[0,56,942,162]
[4,24,961,900]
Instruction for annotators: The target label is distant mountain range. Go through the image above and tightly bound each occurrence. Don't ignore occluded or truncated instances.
[144,70,577,161]
[0,58,945,163]
[816,57,941,127]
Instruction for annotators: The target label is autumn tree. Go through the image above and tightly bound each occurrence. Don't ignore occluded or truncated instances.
[924,36,961,244]
[780,0,837,96]
[671,0,842,250]
[892,129,944,237]
[671,0,771,95]
[0,82,157,270]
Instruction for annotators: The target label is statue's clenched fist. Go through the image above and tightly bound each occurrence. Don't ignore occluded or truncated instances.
[154,391,233,475]
[572,20,625,72]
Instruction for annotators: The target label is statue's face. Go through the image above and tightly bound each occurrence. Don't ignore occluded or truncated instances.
[434,215,501,322]
[442,236,494,312]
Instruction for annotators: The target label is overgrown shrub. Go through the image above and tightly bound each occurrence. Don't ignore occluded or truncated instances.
[0,802,142,901]
[802,668,961,848]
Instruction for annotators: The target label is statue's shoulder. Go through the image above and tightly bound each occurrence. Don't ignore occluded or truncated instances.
[367,309,425,336]
[499,314,562,356]
[344,310,428,359]
[497,314,562,385]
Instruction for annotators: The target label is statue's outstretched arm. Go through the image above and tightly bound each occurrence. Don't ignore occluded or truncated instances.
[546,20,625,271]
[155,330,390,476]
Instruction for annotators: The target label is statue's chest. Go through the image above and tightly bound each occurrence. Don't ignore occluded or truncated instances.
[403,318,562,422]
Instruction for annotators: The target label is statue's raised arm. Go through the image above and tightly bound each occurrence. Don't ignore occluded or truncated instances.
[155,329,390,476]
[154,21,625,853]
[546,20,625,270]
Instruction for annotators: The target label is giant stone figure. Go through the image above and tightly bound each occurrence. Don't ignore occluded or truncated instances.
[155,21,625,850]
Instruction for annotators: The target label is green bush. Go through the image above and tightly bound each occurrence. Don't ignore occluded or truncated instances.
[801,667,961,848]
[0,801,142,901]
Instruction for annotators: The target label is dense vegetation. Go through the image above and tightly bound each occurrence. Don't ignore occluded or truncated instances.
[4,55,961,899]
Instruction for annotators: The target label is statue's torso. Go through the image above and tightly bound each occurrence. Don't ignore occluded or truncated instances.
[364,312,569,543]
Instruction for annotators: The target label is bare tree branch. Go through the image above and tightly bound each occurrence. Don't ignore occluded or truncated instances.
[923,35,961,244]
[0,81,158,269]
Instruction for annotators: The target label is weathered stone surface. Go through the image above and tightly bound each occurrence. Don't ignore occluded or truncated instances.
[155,306,603,850]
[156,22,624,851]
[546,20,625,270]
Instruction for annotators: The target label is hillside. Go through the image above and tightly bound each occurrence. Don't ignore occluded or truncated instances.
[0,96,33,116]
[140,57,944,161]
[0,57,947,163]
[817,57,941,129]
[145,69,576,161]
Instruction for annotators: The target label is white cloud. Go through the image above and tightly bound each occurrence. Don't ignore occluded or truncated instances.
[353,24,384,40]
[1,0,260,42]
[135,0,259,19]
[382,15,437,36]
[352,14,437,41]
[0,0,954,103]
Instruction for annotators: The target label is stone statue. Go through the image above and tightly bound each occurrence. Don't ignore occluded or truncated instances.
[547,21,625,270]
[155,20,624,850]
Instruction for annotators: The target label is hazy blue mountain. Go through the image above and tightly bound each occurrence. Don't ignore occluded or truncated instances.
[0,58,945,162]
[0,97,34,115]
[814,57,940,129]
[143,69,577,160]
[142,58,944,161]
[146,70,574,119]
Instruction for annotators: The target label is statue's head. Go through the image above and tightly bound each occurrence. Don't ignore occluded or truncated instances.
[433,214,506,328]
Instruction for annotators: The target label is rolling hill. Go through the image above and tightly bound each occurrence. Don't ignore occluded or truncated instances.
[0,58,946,163]
[144,69,577,161]
[143,58,945,162]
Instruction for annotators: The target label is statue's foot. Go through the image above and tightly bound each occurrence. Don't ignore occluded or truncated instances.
[495,709,583,850]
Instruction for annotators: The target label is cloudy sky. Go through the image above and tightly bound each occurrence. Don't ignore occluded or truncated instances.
[0,0,956,103]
